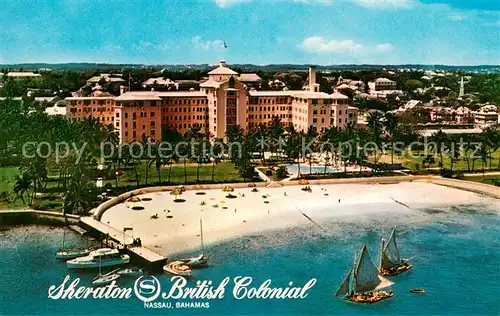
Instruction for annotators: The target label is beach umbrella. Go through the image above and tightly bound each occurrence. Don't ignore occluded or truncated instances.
[193,184,204,190]
[127,196,141,202]
[247,183,256,188]
[298,179,309,185]
[222,185,234,192]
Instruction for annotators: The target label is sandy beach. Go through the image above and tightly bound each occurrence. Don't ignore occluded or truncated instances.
[100,182,499,256]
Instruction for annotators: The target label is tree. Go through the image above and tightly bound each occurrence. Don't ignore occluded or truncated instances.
[430,130,448,171]
[13,172,33,205]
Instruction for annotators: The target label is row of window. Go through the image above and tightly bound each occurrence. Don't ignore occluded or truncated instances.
[248,97,291,105]
[248,106,292,112]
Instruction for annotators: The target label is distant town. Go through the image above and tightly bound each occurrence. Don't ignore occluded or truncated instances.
[0,60,499,214]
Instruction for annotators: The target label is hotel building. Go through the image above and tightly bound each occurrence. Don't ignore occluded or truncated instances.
[66,61,358,142]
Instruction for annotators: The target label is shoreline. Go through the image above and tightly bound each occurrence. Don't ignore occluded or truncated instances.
[1,176,498,262]
[96,177,499,257]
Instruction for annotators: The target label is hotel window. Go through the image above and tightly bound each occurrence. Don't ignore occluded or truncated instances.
[339,118,342,123]
[132,113,136,119]
[133,122,136,129]
[125,113,128,118]
[313,110,317,114]
[150,112,155,117]
[313,118,317,123]
[339,110,342,115]
[125,122,128,128]
[150,121,155,127]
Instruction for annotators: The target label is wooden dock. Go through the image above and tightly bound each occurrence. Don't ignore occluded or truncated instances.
[78,216,167,271]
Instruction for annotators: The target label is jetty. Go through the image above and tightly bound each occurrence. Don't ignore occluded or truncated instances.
[79,216,167,271]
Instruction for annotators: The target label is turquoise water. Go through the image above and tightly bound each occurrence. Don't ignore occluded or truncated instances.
[285,164,339,174]
[1,204,499,315]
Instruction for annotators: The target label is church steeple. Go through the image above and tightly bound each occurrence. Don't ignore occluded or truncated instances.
[458,76,465,99]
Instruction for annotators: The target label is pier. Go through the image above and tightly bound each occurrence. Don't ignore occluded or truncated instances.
[79,216,167,271]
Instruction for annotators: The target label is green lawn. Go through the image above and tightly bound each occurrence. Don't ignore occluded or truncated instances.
[369,149,500,173]
[0,161,246,210]
[105,161,246,188]
[463,174,500,187]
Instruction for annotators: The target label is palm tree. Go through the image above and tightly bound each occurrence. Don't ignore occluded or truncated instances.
[367,111,384,172]
[13,172,33,205]
[383,112,399,165]
[305,126,318,174]
[430,129,448,171]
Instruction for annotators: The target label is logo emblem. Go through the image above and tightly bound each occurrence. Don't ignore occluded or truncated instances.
[134,275,161,302]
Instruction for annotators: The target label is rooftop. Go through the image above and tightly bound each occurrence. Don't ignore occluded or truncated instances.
[7,72,41,77]
[207,60,238,76]
[238,73,262,82]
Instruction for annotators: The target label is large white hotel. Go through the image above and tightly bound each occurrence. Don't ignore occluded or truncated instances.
[65,61,358,142]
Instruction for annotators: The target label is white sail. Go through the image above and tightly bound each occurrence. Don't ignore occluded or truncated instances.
[354,245,393,293]
[384,227,401,265]
[335,266,353,297]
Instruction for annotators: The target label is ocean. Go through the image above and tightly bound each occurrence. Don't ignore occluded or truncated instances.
[1,204,499,315]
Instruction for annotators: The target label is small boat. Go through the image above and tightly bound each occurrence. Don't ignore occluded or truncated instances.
[163,261,192,277]
[335,245,394,304]
[117,268,144,277]
[93,273,120,286]
[409,288,425,294]
[67,248,130,269]
[379,227,413,276]
[55,230,92,260]
[182,253,208,269]
[180,219,209,269]
[92,264,120,286]
[56,248,91,260]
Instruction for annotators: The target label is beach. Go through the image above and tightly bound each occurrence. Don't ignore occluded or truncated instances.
[100,181,500,256]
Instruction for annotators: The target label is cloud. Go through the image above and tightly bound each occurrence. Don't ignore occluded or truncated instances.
[300,36,394,54]
[374,43,394,52]
[300,36,363,53]
[350,0,418,9]
[191,36,225,50]
[214,0,249,8]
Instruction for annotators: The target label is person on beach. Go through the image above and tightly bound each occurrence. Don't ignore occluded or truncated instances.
[338,199,341,204]
[234,208,237,214]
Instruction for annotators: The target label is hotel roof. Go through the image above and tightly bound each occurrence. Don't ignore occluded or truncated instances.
[248,90,290,96]
[330,92,349,99]
[208,60,238,76]
[115,91,162,101]
[238,73,262,82]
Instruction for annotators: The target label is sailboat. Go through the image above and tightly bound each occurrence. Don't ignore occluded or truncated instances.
[55,230,92,260]
[180,218,208,269]
[92,257,121,286]
[335,245,394,304]
[379,227,412,276]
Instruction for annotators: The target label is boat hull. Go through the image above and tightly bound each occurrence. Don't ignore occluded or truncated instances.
[55,250,90,260]
[67,255,130,269]
[345,291,394,304]
[163,267,192,277]
[380,263,412,276]
[92,274,121,286]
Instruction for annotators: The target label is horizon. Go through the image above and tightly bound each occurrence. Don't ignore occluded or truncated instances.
[2,61,499,68]
[1,0,499,66]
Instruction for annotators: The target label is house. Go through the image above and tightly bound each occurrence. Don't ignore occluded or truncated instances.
[368,78,396,91]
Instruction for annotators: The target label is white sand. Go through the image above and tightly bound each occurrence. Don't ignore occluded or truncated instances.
[100,182,499,256]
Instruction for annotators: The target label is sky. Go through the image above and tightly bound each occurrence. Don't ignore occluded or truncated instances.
[0,0,499,65]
